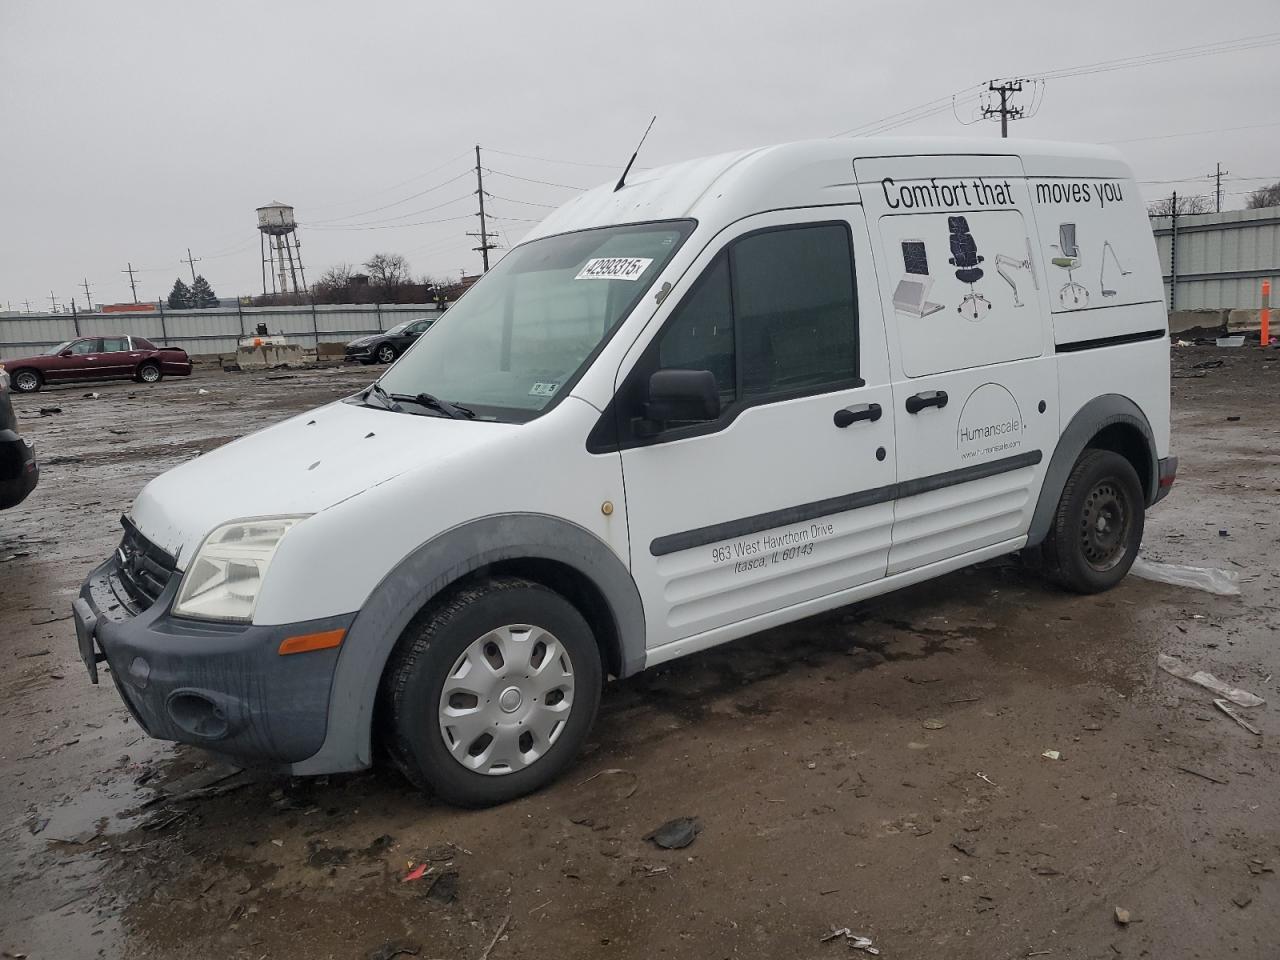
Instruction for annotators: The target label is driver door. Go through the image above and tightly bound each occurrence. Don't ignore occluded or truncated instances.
[47,338,102,382]
[613,208,896,654]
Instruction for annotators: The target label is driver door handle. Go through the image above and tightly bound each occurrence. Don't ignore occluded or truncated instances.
[905,390,948,414]
[833,403,882,428]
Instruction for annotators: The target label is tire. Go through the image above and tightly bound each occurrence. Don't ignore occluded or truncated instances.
[136,362,162,384]
[10,369,41,393]
[375,343,397,364]
[1041,449,1145,594]
[380,576,603,807]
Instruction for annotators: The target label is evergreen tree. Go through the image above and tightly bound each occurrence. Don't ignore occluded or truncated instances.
[190,275,218,308]
[167,278,192,309]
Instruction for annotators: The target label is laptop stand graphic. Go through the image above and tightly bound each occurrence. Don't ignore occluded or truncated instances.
[893,240,945,317]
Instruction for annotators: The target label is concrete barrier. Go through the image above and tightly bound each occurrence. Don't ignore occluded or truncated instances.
[236,343,305,369]
[1169,309,1228,335]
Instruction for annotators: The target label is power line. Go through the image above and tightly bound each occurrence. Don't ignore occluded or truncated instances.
[304,193,474,230]
[1105,119,1280,145]
[482,147,625,170]
[483,192,560,209]
[304,150,473,215]
[307,167,474,225]
[482,168,586,191]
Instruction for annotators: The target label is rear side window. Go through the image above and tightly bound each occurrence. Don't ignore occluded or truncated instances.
[133,337,156,349]
[101,337,128,352]
[653,222,859,405]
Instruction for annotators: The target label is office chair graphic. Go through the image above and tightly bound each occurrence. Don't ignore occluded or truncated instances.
[994,237,1039,307]
[1051,222,1089,308]
[947,216,992,319]
[1100,240,1131,296]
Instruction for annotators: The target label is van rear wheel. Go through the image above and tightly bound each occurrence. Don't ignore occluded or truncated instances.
[1041,449,1144,594]
[380,576,602,807]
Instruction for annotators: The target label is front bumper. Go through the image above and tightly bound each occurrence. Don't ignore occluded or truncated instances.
[0,430,38,509]
[74,552,354,767]
[343,345,374,363]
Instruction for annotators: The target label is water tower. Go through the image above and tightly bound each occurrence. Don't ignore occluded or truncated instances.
[256,202,307,296]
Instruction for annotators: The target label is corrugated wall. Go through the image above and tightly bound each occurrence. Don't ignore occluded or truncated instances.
[1151,208,1280,310]
[0,303,441,359]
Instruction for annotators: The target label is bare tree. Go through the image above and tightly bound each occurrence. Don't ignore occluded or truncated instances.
[363,253,412,288]
[1147,194,1212,217]
[1246,181,1280,209]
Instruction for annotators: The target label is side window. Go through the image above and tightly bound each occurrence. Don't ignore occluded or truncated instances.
[69,339,101,355]
[101,337,128,352]
[655,253,735,402]
[731,224,858,398]
[133,337,156,350]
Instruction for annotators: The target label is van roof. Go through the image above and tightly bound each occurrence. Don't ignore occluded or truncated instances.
[525,137,1133,241]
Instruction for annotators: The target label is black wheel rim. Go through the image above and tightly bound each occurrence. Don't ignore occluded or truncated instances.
[1080,480,1130,571]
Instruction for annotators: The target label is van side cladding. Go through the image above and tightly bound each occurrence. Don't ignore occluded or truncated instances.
[73,137,1173,806]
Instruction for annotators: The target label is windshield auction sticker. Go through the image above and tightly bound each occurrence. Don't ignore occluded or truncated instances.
[575,257,654,281]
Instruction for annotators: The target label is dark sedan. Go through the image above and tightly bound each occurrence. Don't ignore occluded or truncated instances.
[1,336,193,393]
[0,366,38,509]
[344,317,434,365]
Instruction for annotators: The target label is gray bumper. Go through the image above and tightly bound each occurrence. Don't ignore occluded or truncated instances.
[75,554,355,768]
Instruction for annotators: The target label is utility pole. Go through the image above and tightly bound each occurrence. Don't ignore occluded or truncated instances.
[81,278,93,312]
[48,291,59,313]
[1206,162,1228,213]
[1169,191,1179,311]
[182,247,201,284]
[23,299,31,312]
[982,79,1027,138]
[468,144,497,273]
[122,262,140,302]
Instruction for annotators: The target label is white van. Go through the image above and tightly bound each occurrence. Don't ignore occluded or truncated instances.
[73,138,1176,806]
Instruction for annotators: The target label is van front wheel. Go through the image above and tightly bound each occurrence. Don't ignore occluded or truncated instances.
[1041,449,1145,594]
[381,576,603,807]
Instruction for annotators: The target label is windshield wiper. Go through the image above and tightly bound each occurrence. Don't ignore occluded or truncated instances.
[390,392,476,420]
[362,382,403,412]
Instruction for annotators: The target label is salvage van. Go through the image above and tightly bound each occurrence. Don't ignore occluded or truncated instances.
[73,138,1175,806]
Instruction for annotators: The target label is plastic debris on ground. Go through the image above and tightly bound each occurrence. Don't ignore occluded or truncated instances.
[1115,906,1131,925]
[1129,557,1241,596]
[821,927,880,954]
[1157,653,1266,708]
[1214,698,1263,735]
[1041,750,1062,761]
[1216,336,1245,347]
[645,816,701,850]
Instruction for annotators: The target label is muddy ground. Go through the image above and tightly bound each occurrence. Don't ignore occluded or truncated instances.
[1,348,1277,960]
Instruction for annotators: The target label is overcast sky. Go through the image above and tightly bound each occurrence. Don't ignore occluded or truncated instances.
[2,0,1276,312]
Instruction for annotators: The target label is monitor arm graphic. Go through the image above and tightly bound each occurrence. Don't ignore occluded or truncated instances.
[1100,240,1131,297]
[994,238,1039,307]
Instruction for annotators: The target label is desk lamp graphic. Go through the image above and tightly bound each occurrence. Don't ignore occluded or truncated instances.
[891,240,945,317]
[1100,240,1131,296]
[947,216,992,319]
[1051,222,1090,307]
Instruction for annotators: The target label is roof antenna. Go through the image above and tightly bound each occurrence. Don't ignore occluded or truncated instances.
[615,115,656,192]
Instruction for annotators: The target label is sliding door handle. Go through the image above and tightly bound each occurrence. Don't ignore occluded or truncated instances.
[833,403,882,427]
[905,390,948,414]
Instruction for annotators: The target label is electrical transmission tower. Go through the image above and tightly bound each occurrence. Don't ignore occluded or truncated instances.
[467,145,499,273]
[981,79,1029,137]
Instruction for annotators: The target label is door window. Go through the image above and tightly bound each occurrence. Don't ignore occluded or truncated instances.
[101,337,128,352]
[68,339,101,355]
[640,221,860,434]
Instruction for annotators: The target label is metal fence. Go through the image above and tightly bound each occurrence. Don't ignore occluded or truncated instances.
[0,302,442,359]
[1150,207,1280,311]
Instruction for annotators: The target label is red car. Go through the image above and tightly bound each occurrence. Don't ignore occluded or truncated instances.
[2,336,193,393]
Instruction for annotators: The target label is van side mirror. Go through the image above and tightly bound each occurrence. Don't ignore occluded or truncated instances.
[636,369,721,437]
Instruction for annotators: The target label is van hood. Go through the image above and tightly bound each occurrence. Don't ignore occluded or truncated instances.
[129,398,516,564]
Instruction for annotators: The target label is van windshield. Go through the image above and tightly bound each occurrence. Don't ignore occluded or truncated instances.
[377,220,694,421]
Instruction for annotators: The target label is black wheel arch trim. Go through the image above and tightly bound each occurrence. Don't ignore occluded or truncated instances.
[1026,394,1159,548]
[290,513,644,775]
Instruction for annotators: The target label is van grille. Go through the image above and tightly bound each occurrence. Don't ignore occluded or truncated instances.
[112,517,177,614]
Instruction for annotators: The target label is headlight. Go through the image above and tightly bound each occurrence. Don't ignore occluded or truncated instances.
[173,516,307,622]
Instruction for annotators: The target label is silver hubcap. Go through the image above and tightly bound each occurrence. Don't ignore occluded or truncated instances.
[438,624,575,776]
[142,366,159,382]
[15,372,37,391]
[378,347,394,362]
